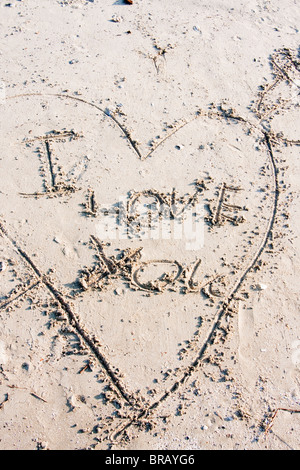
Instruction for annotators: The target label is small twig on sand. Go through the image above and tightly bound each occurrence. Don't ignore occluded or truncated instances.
[264,408,300,434]
[30,392,47,403]
[78,361,92,374]
[7,385,27,390]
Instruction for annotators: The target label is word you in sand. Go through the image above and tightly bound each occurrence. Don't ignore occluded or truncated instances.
[76,235,228,296]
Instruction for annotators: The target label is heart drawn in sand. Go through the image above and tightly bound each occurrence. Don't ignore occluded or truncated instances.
[0,93,278,418]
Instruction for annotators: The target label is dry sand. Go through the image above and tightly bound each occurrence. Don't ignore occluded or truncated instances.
[0,0,299,450]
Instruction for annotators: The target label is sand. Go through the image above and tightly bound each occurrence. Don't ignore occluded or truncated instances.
[0,0,299,450]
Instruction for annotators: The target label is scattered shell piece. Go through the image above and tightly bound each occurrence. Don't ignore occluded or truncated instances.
[193,25,202,33]
[256,283,268,290]
[0,261,7,273]
[111,15,123,23]
[67,394,77,411]
[115,287,125,296]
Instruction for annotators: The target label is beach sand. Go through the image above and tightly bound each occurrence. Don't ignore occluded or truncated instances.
[0,0,299,450]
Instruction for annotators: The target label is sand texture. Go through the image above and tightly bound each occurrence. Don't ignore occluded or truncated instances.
[0,0,299,450]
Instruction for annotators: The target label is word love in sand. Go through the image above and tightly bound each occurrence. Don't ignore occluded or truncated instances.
[93,181,248,250]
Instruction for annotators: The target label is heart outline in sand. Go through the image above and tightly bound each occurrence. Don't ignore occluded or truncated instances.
[0,92,279,431]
